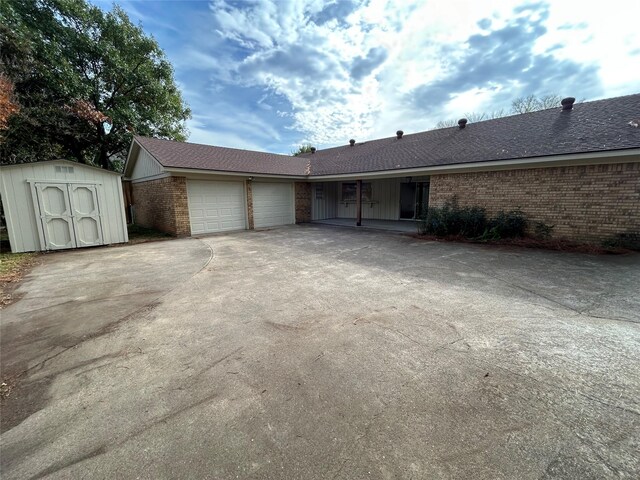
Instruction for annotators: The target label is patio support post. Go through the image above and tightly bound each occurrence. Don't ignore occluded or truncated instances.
[356,179,362,226]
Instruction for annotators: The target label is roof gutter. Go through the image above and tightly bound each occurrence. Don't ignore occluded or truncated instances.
[163,166,307,180]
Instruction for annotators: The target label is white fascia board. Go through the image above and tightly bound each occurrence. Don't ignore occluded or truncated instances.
[164,167,306,180]
[122,140,138,178]
[307,149,640,181]
[130,173,171,184]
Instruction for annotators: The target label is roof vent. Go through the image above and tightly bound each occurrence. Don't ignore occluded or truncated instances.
[310,146,316,154]
[396,130,404,139]
[458,118,468,129]
[349,139,355,146]
[561,97,575,110]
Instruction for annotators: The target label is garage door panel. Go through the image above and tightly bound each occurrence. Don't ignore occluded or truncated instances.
[187,180,246,234]
[253,183,294,228]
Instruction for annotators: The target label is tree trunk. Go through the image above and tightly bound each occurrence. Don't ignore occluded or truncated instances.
[96,124,109,170]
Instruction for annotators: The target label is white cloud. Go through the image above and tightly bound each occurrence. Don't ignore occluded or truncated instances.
[533,1,640,97]
[111,0,640,152]
[187,106,284,149]
[201,1,496,145]
[207,0,639,149]
[187,118,266,152]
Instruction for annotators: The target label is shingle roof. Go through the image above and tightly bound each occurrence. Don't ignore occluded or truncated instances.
[134,136,308,176]
[135,94,640,177]
[302,93,640,175]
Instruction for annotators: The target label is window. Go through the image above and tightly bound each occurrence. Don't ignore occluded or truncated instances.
[341,182,372,202]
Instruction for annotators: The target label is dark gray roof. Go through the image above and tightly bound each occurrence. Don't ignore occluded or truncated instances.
[135,94,640,177]
[302,93,640,175]
[134,136,309,176]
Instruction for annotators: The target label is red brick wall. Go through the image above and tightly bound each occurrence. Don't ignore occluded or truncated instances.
[131,176,191,236]
[429,161,640,243]
[295,182,312,223]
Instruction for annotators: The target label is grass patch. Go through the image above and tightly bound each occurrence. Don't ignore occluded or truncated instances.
[127,224,172,245]
[1,252,39,307]
[0,253,37,277]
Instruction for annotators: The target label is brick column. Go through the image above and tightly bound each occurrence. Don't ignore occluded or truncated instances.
[295,182,312,223]
[131,176,191,236]
[172,177,191,237]
[246,180,255,230]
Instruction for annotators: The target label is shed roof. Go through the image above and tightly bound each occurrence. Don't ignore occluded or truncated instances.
[0,159,123,175]
[130,93,640,177]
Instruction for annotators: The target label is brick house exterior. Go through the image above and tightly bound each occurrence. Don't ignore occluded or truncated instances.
[294,182,312,223]
[124,95,640,244]
[131,176,191,236]
[429,162,640,243]
[245,180,255,230]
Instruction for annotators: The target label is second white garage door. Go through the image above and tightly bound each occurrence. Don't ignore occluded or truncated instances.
[252,183,294,228]
[187,180,246,234]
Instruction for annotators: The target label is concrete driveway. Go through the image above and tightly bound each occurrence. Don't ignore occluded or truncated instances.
[1,225,639,479]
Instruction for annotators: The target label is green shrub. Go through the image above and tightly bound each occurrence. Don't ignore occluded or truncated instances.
[602,232,640,250]
[477,226,501,242]
[534,222,555,239]
[459,206,488,237]
[419,199,530,241]
[419,197,487,237]
[486,209,528,239]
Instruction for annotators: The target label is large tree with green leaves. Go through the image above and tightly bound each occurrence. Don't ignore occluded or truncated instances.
[291,144,314,156]
[0,0,190,170]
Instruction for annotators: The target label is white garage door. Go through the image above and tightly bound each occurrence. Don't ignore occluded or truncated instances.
[187,180,246,234]
[252,182,294,228]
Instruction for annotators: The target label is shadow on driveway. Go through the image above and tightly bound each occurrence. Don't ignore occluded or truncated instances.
[1,238,212,432]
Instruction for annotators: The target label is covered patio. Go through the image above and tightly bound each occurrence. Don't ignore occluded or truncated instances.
[310,177,429,228]
[313,218,419,233]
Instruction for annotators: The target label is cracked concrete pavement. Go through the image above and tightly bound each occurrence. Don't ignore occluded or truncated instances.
[1,225,639,479]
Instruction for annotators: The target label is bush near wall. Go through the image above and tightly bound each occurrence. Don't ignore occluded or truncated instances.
[419,197,529,240]
[418,196,639,251]
[602,232,640,250]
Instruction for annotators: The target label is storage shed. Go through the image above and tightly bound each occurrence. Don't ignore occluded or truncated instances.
[0,160,128,253]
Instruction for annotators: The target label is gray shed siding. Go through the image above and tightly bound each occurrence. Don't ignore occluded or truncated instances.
[0,161,128,252]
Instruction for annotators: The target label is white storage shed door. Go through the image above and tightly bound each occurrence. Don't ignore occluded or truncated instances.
[252,183,294,228]
[34,183,104,250]
[187,180,246,234]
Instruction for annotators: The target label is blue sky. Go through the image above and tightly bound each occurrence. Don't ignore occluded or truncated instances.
[92,0,640,154]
